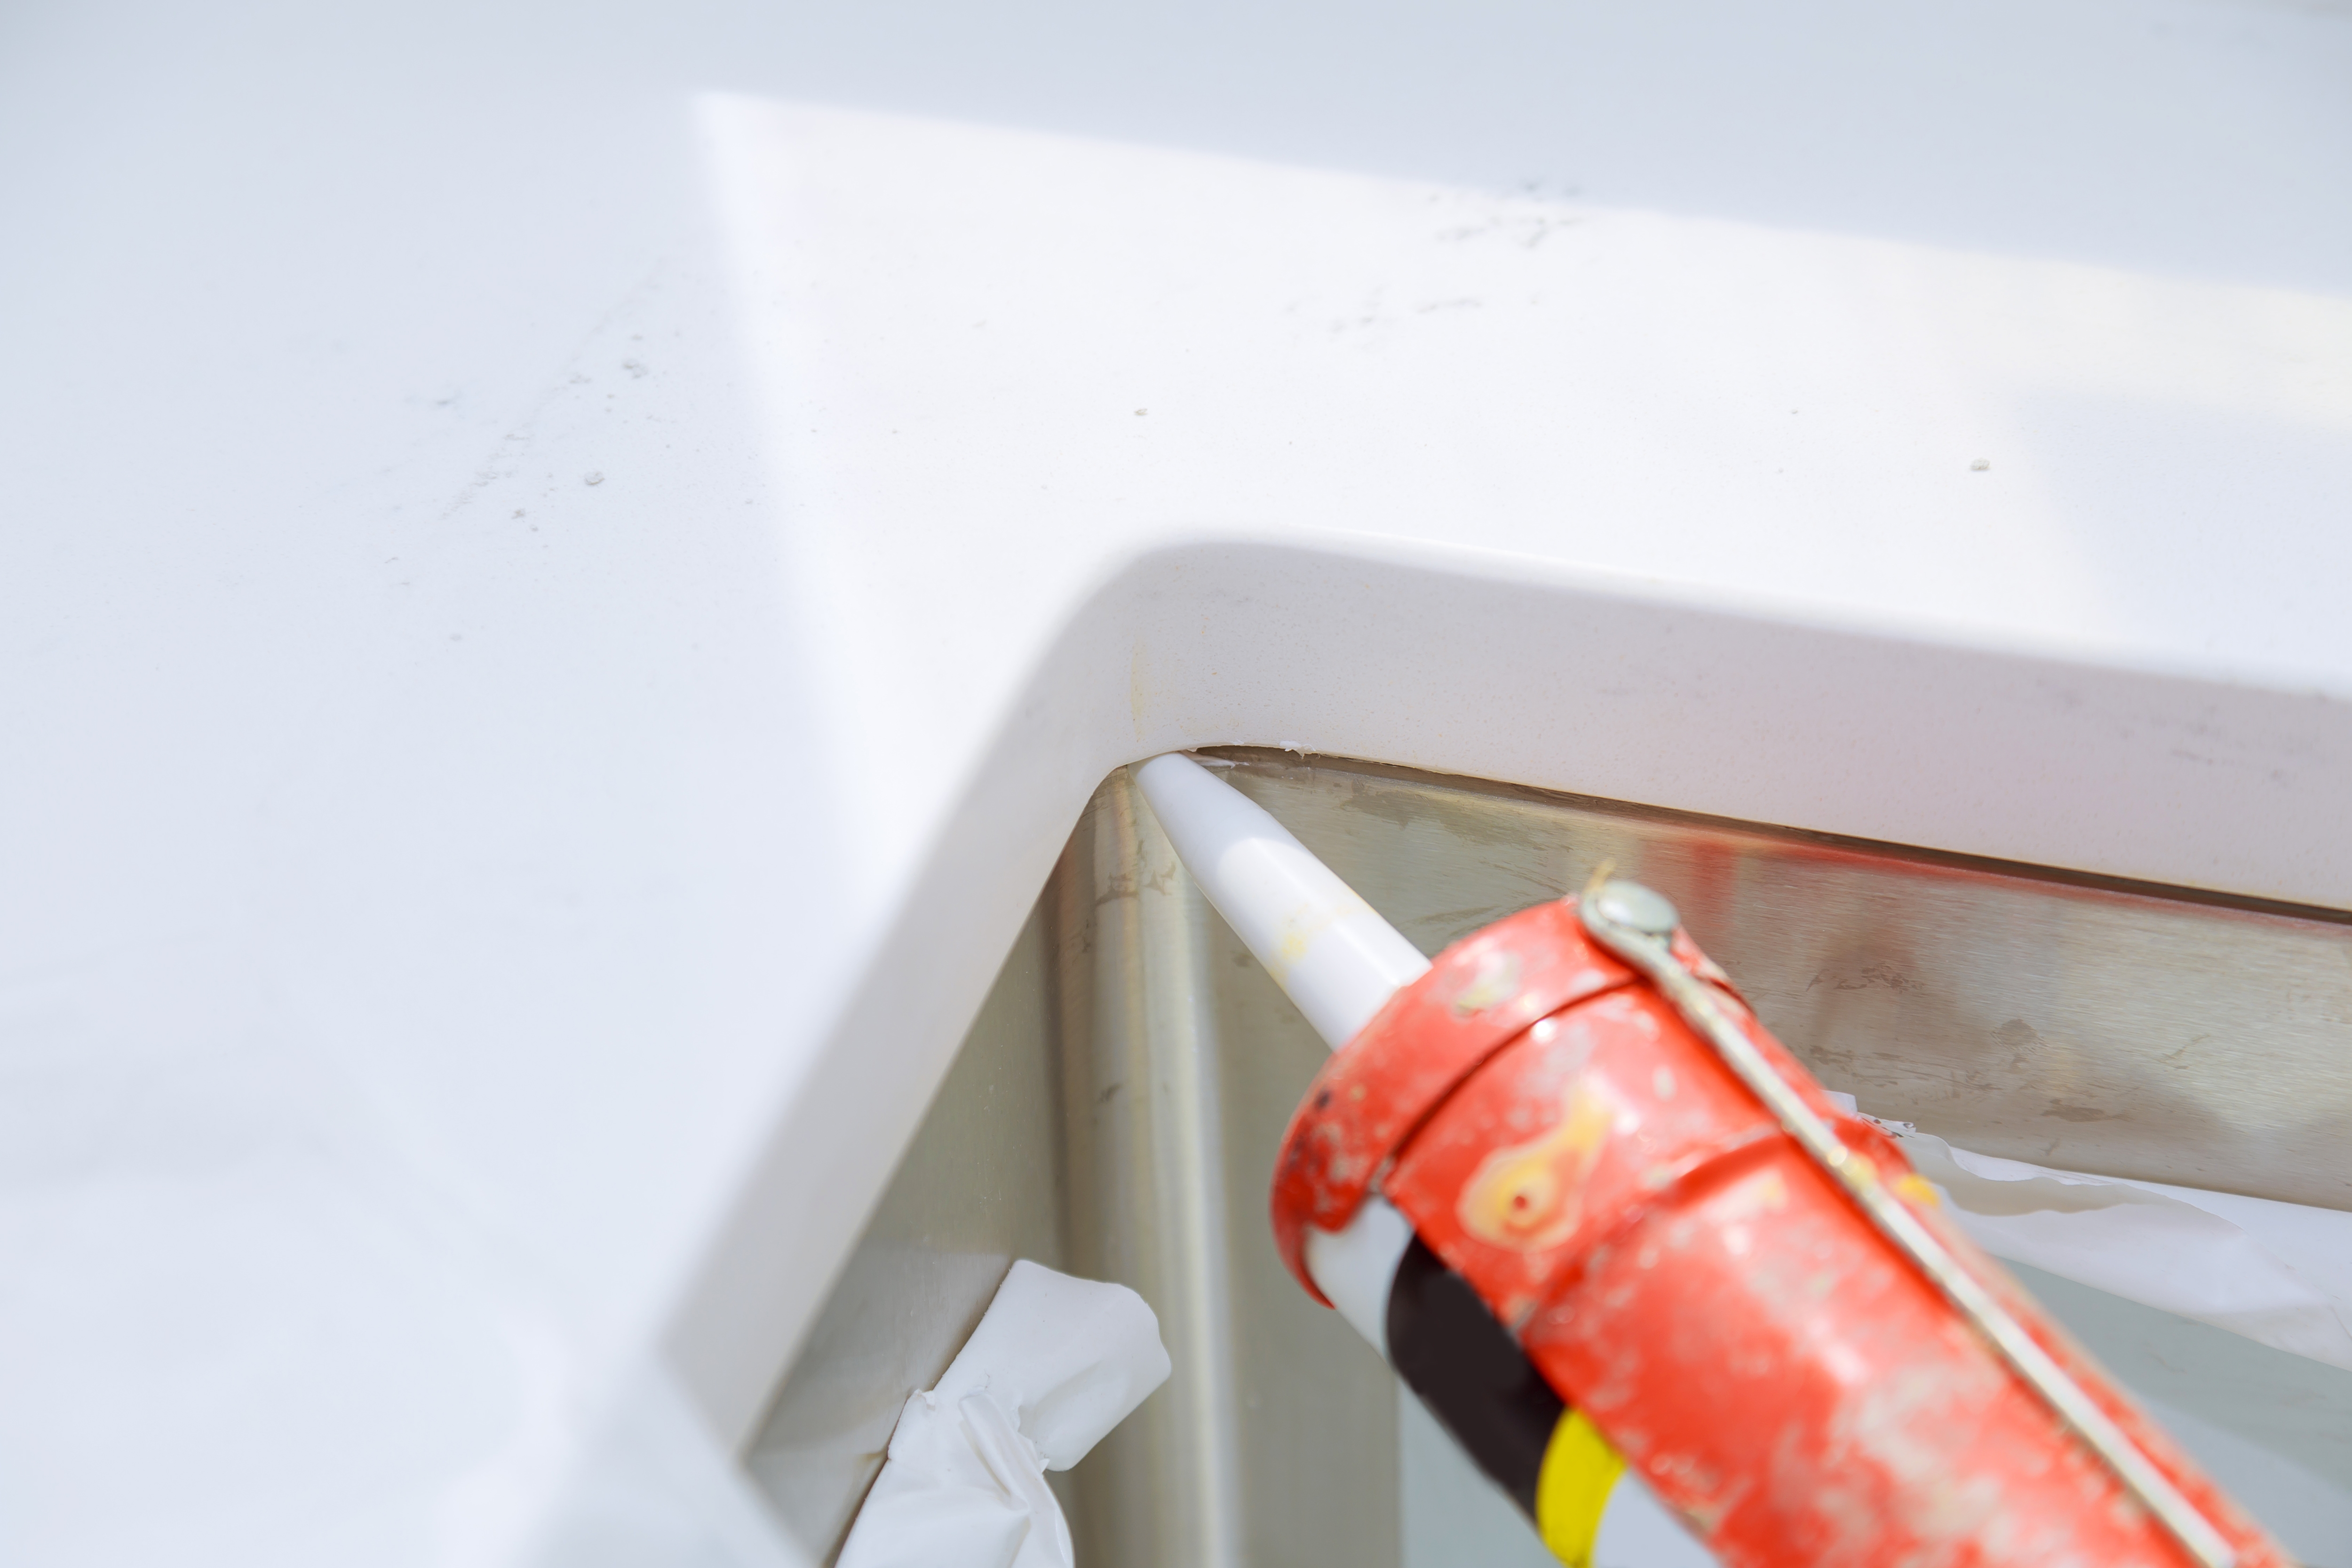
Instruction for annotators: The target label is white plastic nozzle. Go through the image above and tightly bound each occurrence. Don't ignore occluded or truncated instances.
[1134,753,1430,1049]
[1133,752,1429,1343]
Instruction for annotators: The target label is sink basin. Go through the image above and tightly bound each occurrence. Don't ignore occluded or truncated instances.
[749,751,2352,1566]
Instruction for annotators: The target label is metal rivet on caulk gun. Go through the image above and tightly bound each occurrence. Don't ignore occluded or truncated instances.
[1592,879,1677,939]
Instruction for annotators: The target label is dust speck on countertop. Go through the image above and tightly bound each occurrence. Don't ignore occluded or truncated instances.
[583,471,604,486]
[1970,458,1991,471]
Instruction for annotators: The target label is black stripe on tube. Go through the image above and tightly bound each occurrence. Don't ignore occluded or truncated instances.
[1384,1235,1565,1518]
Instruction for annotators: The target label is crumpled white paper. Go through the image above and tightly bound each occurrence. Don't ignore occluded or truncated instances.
[835,1260,1171,1568]
[1824,1093,2352,1373]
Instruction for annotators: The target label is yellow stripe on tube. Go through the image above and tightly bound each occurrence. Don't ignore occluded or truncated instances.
[1534,1410,1628,1568]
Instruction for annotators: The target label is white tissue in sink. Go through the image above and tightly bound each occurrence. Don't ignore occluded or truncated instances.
[836,1260,1172,1568]
[1896,1129,2352,1373]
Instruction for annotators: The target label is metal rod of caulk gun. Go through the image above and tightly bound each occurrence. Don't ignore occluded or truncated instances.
[1137,753,2251,1568]
[1132,753,1430,1351]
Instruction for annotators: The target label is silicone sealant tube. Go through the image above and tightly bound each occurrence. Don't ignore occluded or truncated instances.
[1134,754,1709,1567]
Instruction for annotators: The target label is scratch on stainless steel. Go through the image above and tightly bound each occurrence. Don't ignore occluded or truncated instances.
[1204,750,2352,1211]
[1051,773,1250,1568]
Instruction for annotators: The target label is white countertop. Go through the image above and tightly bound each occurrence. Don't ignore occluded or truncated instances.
[4,1,2348,1562]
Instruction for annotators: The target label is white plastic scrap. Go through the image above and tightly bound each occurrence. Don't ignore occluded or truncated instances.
[1903,1132,2352,1372]
[1821,1096,2352,1373]
[836,1260,1172,1568]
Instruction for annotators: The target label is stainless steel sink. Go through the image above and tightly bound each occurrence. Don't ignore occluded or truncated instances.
[746,751,2352,1565]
